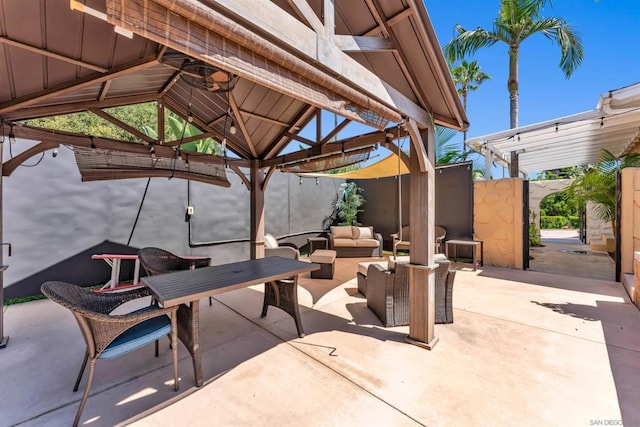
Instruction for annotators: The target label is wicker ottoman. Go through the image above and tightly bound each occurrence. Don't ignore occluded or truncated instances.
[309,249,337,279]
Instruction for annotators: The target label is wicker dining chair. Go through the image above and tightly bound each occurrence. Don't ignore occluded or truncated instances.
[138,247,213,305]
[262,241,305,338]
[41,281,179,427]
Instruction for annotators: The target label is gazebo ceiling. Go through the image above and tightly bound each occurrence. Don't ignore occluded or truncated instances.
[0,0,467,172]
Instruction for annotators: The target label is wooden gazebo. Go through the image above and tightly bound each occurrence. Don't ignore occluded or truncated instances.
[0,0,468,349]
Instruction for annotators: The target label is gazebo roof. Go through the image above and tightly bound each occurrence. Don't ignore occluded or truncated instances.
[0,0,467,176]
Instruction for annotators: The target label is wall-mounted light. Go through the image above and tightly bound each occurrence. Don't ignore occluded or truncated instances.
[52,149,58,158]
[299,177,302,185]
[315,177,319,185]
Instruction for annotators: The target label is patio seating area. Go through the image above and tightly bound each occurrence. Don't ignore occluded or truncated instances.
[2,257,639,426]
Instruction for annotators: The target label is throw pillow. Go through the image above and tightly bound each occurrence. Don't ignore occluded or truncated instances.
[264,234,278,249]
[331,226,353,239]
[352,226,372,239]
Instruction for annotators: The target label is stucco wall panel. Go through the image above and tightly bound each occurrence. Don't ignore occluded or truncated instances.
[474,178,523,269]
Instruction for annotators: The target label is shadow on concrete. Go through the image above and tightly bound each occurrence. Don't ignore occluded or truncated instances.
[5,240,140,300]
[531,299,640,426]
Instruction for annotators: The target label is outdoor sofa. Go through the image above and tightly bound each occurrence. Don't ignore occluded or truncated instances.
[329,225,383,258]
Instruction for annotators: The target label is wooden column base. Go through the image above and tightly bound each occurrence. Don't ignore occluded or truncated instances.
[405,335,439,350]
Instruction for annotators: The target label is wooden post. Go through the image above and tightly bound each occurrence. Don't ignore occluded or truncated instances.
[485,146,493,180]
[0,136,7,349]
[510,151,519,178]
[250,160,265,259]
[405,124,438,349]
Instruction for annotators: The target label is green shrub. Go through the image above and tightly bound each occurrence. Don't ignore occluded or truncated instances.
[568,215,579,228]
[541,216,568,229]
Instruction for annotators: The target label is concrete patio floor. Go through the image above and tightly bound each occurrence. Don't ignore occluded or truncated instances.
[2,254,639,426]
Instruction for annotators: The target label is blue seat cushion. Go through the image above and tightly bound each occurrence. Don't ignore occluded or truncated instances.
[100,314,171,360]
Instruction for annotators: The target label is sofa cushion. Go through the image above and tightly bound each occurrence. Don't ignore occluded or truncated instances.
[309,249,337,264]
[388,256,410,270]
[264,234,278,249]
[331,226,353,239]
[355,238,380,248]
[352,226,372,239]
[358,261,388,276]
[332,238,357,247]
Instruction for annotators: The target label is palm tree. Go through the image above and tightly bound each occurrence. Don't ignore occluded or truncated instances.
[449,60,491,143]
[444,0,583,176]
[563,150,640,235]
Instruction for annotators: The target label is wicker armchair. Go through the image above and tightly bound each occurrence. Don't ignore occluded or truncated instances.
[41,281,178,427]
[366,258,456,327]
[262,240,304,338]
[391,225,447,257]
[138,247,212,305]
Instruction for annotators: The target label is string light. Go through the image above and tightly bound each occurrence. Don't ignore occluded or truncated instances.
[9,125,15,144]
[600,117,604,128]
[229,120,237,135]
[555,123,559,132]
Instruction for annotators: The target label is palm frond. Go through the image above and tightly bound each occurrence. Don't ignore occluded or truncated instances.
[444,26,501,63]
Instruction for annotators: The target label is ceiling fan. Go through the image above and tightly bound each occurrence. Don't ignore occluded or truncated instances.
[179,60,238,92]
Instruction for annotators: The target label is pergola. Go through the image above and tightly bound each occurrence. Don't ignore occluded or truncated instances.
[467,82,640,176]
[0,0,467,349]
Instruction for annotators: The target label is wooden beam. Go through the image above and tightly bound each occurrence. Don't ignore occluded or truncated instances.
[1,93,158,120]
[229,93,258,158]
[229,164,251,191]
[165,132,214,147]
[321,118,351,144]
[406,118,427,172]
[285,132,316,147]
[158,70,181,96]
[89,108,155,143]
[367,0,428,111]
[250,161,265,259]
[120,0,406,128]
[334,35,395,53]
[286,0,324,34]
[2,142,59,177]
[0,36,108,73]
[264,105,317,160]
[0,55,159,115]
[362,7,413,36]
[239,110,290,127]
[162,97,253,160]
[323,0,335,40]
[262,131,385,168]
[98,81,112,101]
[157,99,165,144]
[199,0,429,125]
[261,166,277,191]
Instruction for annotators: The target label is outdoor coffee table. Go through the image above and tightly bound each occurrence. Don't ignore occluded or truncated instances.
[141,256,319,387]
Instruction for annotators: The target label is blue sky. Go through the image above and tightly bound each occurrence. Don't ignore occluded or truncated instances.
[301,0,640,175]
[426,0,640,139]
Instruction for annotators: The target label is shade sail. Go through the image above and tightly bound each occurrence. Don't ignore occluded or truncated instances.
[466,82,640,175]
[303,153,409,179]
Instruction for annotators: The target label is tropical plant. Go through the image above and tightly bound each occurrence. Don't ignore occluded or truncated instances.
[26,102,221,155]
[563,149,640,235]
[335,182,365,226]
[449,59,491,142]
[529,209,541,246]
[444,0,583,175]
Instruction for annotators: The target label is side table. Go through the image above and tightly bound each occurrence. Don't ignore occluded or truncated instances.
[307,237,328,253]
[445,240,484,271]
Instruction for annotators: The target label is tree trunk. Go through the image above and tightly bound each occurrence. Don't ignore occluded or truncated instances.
[508,45,519,177]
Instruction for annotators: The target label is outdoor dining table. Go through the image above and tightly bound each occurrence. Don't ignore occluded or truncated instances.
[141,256,319,387]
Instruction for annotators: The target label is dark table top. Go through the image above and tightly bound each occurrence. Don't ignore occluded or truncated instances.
[141,256,319,307]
